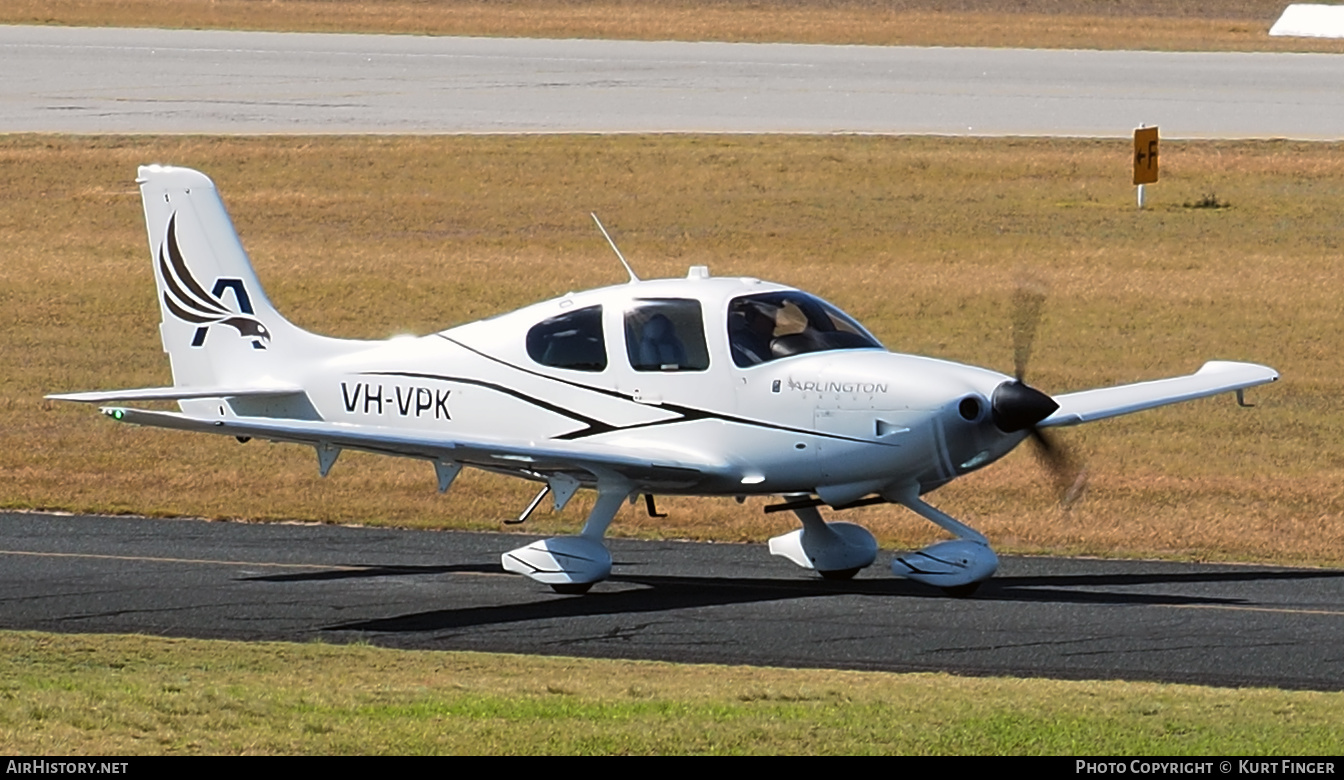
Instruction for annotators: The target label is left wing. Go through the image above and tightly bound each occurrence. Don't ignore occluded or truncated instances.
[99,407,722,490]
[47,384,303,403]
[1039,360,1278,428]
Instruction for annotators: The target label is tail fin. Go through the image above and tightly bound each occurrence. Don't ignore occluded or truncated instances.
[138,165,337,391]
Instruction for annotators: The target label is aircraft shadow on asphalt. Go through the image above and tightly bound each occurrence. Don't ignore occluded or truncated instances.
[295,562,1344,635]
[246,564,488,582]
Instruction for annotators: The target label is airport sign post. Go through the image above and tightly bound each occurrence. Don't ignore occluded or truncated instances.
[1134,125,1159,209]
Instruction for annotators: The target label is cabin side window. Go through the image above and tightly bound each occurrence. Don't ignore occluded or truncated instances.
[624,299,709,372]
[526,306,607,372]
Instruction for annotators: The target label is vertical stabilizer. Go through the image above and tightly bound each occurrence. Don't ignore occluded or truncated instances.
[137,165,355,405]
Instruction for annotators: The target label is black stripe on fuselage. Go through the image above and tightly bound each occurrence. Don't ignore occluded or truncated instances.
[362,370,618,439]
[366,336,894,446]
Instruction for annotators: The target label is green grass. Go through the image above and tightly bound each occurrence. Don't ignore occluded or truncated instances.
[3,631,1341,754]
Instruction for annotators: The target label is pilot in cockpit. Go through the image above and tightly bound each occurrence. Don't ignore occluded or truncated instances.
[729,292,882,368]
[729,300,778,367]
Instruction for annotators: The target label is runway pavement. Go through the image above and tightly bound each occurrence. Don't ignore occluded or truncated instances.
[2,25,1343,137]
[3,511,1342,690]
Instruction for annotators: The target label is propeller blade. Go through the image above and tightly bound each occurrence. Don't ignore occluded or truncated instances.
[1012,279,1048,381]
[1029,426,1087,507]
[1002,277,1088,505]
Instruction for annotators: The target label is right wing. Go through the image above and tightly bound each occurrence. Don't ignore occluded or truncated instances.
[1039,361,1278,428]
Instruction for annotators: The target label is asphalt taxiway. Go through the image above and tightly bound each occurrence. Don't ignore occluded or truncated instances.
[4,511,1341,690]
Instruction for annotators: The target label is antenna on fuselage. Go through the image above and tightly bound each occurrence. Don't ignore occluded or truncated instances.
[591,213,639,283]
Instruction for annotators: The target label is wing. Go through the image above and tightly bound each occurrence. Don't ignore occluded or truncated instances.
[1039,360,1278,428]
[46,384,303,403]
[98,406,722,491]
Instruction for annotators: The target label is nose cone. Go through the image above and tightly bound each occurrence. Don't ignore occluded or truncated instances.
[991,380,1059,433]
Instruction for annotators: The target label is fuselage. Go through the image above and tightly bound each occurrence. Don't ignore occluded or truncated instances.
[292,272,1026,501]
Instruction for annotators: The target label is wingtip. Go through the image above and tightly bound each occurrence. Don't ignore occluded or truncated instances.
[1197,360,1279,382]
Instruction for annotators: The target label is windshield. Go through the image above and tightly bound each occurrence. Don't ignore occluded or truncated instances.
[727,292,883,367]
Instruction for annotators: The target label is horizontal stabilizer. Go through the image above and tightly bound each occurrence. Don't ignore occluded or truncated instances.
[47,384,304,404]
[1039,361,1278,428]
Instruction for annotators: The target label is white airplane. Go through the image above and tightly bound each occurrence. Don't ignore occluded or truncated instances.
[50,166,1279,595]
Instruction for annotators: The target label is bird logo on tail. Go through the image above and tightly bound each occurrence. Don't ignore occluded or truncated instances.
[157,213,271,349]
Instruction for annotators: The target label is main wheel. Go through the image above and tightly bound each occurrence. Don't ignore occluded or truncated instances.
[818,567,861,581]
[550,582,594,595]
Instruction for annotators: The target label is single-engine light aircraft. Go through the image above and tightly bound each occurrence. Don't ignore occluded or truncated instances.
[51,166,1279,595]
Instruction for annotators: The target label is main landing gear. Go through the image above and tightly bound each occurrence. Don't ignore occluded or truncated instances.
[501,481,626,594]
[769,488,999,596]
[767,501,879,579]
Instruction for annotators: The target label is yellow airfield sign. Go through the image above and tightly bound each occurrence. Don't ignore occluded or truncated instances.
[1134,126,1159,185]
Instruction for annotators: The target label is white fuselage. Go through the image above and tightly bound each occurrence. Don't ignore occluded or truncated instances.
[283,275,1025,502]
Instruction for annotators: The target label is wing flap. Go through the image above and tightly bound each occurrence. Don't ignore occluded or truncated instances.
[101,407,718,489]
[1039,361,1278,428]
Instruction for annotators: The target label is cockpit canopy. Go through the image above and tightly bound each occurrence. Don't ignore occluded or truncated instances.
[727,291,882,368]
[523,286,882,373]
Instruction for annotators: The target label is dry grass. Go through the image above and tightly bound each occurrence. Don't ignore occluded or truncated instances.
[5,133,1343,566]
[5,0,1344,53]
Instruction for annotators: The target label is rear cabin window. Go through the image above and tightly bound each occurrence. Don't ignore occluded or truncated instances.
[624,299,709,372]
[526,306,607,372]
